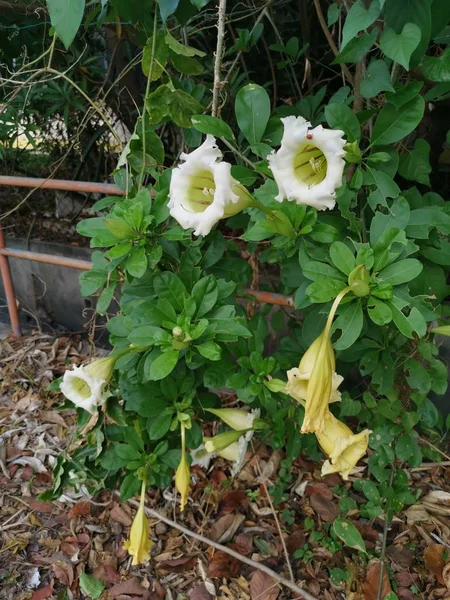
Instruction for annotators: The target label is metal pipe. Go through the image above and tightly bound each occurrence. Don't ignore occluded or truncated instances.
[0,176,125,196]
[0,247,295,307]
[0,223,22,336]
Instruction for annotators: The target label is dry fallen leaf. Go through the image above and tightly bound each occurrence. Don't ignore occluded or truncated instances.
[190,584,213,600]
[362,559,392,600]
[424,544,447,585]
[31,585,54,600]
[157,556,197,573]
[309,493,339,522]
[210,512,245,544]
[68,501,91,519]
[218,490,248,514]
[108,578,151,598]
[249,570,280,600]
[208,549,241,579]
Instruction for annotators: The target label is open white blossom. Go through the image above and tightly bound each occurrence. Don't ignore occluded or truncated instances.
[268,116,346,210]
[168,135,252,236]
[206,407,260,431]
[60,356,116,415]
[217,431,254,477]
[191,444,215,470]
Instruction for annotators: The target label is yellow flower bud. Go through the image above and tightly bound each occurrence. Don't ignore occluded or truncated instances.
[206,408,259,431]
[204,429,248,453]
[175,424,190,512]
[123,481,153,565]
[316,411,371,480]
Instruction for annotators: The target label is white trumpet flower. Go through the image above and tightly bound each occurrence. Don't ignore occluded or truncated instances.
[60,356,116,415]
[168,135,252,236]
[268,116,346,210]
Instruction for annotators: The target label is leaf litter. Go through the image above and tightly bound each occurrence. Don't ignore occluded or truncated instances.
[1,334,450,599]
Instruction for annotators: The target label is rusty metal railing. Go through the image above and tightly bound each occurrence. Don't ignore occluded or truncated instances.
[0,177,294,336]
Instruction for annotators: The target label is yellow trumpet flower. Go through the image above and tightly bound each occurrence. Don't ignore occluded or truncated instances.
[123,480,153,565]
[316,411,371,480]
[175,424,190,512]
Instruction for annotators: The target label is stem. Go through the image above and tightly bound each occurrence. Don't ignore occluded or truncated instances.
[220,137,257,169]
[128,498,318,600]
[47,35,56,69]
[312,0,354,86]
[139,7,159,190]
[324,286,351,336]
[212,0,227,117]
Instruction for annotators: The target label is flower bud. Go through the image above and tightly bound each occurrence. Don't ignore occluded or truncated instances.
[123,481,153,565]
[204,429,248,453]
[206,408,259,431]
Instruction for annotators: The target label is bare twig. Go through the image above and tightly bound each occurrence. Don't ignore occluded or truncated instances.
[312,0,354,86]
[411,460,450,471]
[212,0,228,117]
[419,437,450,461]
[129,500,317,600]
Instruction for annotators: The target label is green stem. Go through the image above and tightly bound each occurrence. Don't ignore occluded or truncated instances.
[324,286,351,337]
[248,198,273,217]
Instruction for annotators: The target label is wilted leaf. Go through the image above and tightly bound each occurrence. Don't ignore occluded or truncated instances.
[386,545,414,567]
[424,544,447,584]
[68,501,91,519]
[108,578,151,597]
[210,512,245,543]
[363,560,392,600]
[190,584,213,600]
[233,532,253,556]
[208,550,240,578]
[31,586,54,600]
[250,570,280,600]
[309,493,339,522]
[157,556,196,573]
[52,562,74,586]
[218,490,248,514]
[109,503,132,526]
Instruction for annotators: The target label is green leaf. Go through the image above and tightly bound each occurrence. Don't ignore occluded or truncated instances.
[104,218,135,239]
[302,261,347,282]
[196,341,222,361]
[368,298,393,326]
[421,240,450,266]
[371,96,425,146]
[235,84,271,145]
[333,30,377,64]
[149,350,179,380]
[165,30,206,57]
[154,272,187,311]
[120,472,141,500]
[341,0,381,49]
[128,325,171,346]
[170,52,203,75]
[145,84,172,124]
[422,48,450,82]
[324,104,360,142]
[97,285,116,315]
[330,242,356,275]
[191,115,234,140]
[384,0,432,68]
[126,247,148,278]
[405,358,431,393]
[159,0,180,22]
[332,301,364,351]
[364,168,400,209]
[398,139,431,186]
[361,59,396,98]
[170,89,204,128]
[332,518,367,553]
[306,279,346,303]
[142,33,169,81]
[47,0,85,49]
[370,197,410,246]
[79,270,107,296]
[386,81,424,109]
[378,259,422,285]
[79,573,104,600]
[379,23,421,70]
[148,412,173,440]
[192,275,219,318]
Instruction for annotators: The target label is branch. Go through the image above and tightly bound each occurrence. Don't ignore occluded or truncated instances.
[211,0,227,117]
[312,0,354,86]
[129,499,318,600]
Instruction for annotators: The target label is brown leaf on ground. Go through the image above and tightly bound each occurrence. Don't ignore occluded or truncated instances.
[208,549,241,578]
[285,529,306,556]
[31,585,54,600]
[190,584,213,600]
[249,570,280,600]
[424,544,447,584]
[305,482,333,499]
[68,501,91,519]
[157,556,196,573]
[233,532,253,556]
[52,561,74,586]
[442,563,450,589]
[108,578,151,598]
[363,560,392,600]
[23,497,55,514]
[395,572,419,587]
[93,564,121,585]
[218,490,248,514]
[109,502,132,526]
[309,493,339,522]
[210,512,245,543]
[386,544,414,567]
[257,450,283,483]
[397,588,416,600]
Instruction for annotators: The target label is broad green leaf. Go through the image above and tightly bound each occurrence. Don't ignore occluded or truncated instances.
[120,472,141,500]
[398,139,431,186]
[406,207,450,238]
[159,0,180,22]
[302,261,347,282]
[324,104,360,142]
[371,96,425,146]
[149,350,179,380]
[370,197,410,246]
[405,358,431,393]
[191,115,234,140]
[378,259,423,285]
[192,275,219,318]
[104,218,135,239]
[384,0,432,68]
[47,0,85,49]
[364,168,400,209]
[165,30,206,57]
[171,52,203,75]
[361,60,396,98]
[154,272,187,311]
[128,325,171,346]
[330,241,356,275]
[332,518,367,553]
[235,84,271,145]
[97,285,116,315]
[421,240,450,266]
[148,412,173,439]
[327,2,340,26]
[333,30,377,64]
[379,23,421,70]
[170,89,204,128]
[142,33,169,81]
[79,270,107,296]
[306,279,346,303]
[422,48,450,82]
[368,298,393,326]
[386,81,424,109]
[79,573,104,600]
[196,341,222,361]
[126,247,148,278]
[332,301,364,351]
[341,0,381,49]
[145,84,172,124]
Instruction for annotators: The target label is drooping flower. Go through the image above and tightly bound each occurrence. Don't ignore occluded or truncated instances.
[60,355,118,415]
[123,480,153,565]
[206,408,260,431]
[204,429,253,477]
[316,411,371,480]
[175,424,190,511]
[204,429,250,453]
[191,444,215,470]
[268,116,346,210]
[168,135,252,236]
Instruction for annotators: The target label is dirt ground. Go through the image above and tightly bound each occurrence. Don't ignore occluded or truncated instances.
[1,333,450,600]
